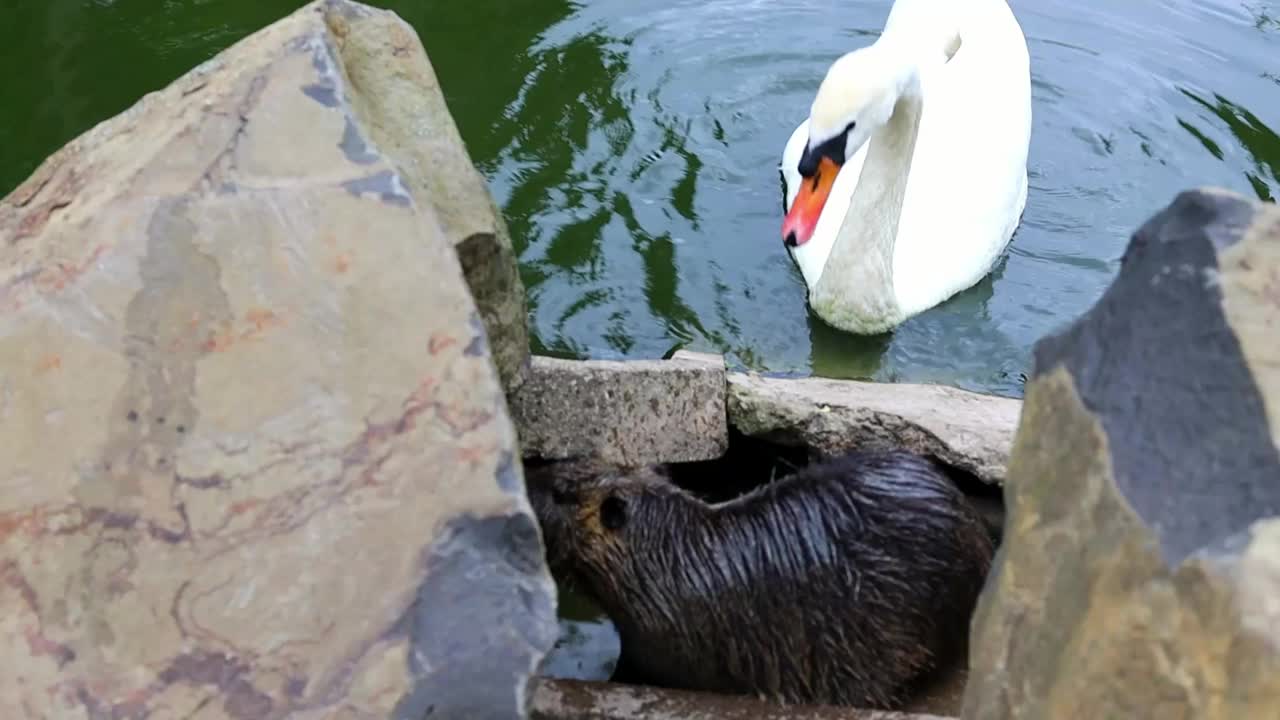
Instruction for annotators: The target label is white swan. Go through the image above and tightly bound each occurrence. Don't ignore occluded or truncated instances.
[779,0,1032,335]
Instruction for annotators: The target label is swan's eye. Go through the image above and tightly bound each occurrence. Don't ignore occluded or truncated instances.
[799,122,856,178]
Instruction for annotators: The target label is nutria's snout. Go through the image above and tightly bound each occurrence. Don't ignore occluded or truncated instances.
[524,460,667,578]
[524,464,579,572]
[550,484,577,506]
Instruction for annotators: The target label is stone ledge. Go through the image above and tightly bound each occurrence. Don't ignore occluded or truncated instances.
[726,373,1020,486]
[528,678,954,720]
[511,351,1021,484]
[510,351,729,466]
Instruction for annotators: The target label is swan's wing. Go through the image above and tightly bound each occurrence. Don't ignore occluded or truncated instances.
[890,0,1032,314]
[882,0,965,62]
[913,0,1029,227]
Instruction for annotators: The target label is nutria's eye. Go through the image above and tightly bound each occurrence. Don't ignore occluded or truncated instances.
[599,496,627,531]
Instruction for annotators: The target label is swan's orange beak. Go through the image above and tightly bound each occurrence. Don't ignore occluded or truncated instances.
[783,156,840,248]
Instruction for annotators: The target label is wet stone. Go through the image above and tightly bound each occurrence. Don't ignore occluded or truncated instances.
[510,351,729,466]
[963,188,1280,720]
[528,678,956,720]
[726,373,1020,486]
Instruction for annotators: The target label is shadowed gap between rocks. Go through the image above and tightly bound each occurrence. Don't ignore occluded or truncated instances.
[663,429,1005,544]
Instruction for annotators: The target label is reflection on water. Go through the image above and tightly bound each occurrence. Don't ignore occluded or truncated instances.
[1,0,1278,397]
[536,586,620,682]
[1246,3,1280,31]
[1178,88,1280,201]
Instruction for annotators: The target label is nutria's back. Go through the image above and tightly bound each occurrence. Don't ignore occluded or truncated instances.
[527,450,994,709]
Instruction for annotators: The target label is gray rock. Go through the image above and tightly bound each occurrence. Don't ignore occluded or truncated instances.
[323,0,531,393]
[0,1,556,717]
[528,679,955,720]
[963,188,1280,720]
[726,373,1020,486]
[510,352,729,466]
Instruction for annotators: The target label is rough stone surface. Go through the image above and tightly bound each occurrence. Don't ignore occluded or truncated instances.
[529,679,954,720]
[510,351,728,466]
[726,373,1020,485]
[322,1,530,393]
[0,1,556,717]
[902,665,968,718]
[963,188,1280,720]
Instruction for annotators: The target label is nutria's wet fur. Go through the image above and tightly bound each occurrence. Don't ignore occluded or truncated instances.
[526,450,994,710]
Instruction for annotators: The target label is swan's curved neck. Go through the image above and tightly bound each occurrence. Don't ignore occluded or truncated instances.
[811,56,924,333]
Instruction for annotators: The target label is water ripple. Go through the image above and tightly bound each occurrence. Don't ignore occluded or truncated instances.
[2,0,1277,397]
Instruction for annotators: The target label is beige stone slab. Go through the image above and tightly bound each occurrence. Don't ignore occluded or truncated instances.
[510,353,729,466]
[726,373,1020,485]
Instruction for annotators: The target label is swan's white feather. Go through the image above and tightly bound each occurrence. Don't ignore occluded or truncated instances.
[780,0,1031,328]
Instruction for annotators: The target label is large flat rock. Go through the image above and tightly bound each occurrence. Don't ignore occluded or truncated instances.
[0,1,555,717]
[510,351,728,466]
[727,373,1019,486]
[963,188,1280,719]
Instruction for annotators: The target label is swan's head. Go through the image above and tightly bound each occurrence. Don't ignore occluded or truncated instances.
[782,48,897,251]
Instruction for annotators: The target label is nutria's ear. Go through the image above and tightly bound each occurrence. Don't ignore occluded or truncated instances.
[629,464,671,486]
[600,495,628,531]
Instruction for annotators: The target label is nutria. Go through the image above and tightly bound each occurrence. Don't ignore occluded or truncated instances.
[525,450,994,710]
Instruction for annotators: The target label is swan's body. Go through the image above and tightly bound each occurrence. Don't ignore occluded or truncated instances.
[779,0,1031,334]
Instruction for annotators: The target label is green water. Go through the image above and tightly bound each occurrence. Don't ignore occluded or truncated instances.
[2,0,1278,397]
